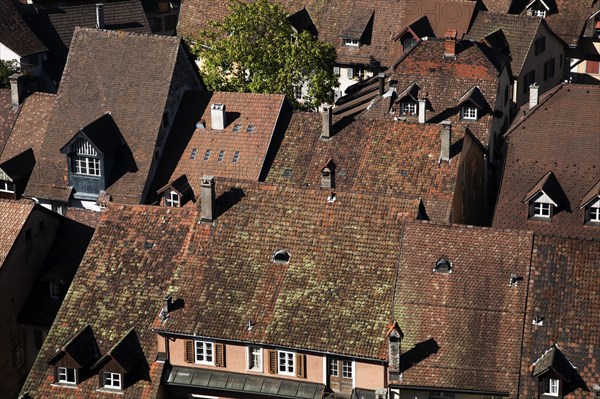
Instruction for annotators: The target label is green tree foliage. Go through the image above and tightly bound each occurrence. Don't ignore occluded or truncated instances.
[188,0,338,110]
[0,60,20,89]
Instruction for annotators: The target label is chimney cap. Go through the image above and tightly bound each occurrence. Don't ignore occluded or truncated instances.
[201,175,215,184]
[445,29,457,39]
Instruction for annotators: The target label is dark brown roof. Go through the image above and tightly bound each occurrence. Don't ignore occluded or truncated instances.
[0,89,19,156]
[265,112,464,222]
[480,0,514,13]
[465,11,546,76]
[48,324,100,368]
[0,0,47,57]
[520,234,600,397]
[493,84,600,239]
[23,28,195,204]
[394,222,534,394]
[151,90,287,205]
[388,39,508,147]
[397,0,477,39]
[0,92,56,163]
[22,0,150,83]
[0,199,35,265]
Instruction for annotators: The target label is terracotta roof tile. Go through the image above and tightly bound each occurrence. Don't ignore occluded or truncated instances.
[493,84,600,239]
[266,114,463,222]
[0,199,35,265]
[0,0,47,57]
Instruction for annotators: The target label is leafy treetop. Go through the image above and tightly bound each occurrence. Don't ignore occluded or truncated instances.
[0,60,20,89]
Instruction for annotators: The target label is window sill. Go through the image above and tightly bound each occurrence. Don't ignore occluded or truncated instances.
[195,361,215,366]
[51,383,79,389]
[528,216,552,222]
[585,221,600,227]
[246,368,263,373]
[96,388,124,394]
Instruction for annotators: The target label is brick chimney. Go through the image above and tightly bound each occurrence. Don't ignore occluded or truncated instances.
[200,176,216,222]
[378,73,385,96]
[387,322,404,384]
[9,73,24,109]
[444,29,457,59]
[321,104,332,140]
[96,3,105,29]
[529,83,539,110]
[211,104,226,130]
[418,97,427,123]
[439,121,452,162]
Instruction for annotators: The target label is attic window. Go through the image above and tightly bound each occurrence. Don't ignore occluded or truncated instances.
[190,148,198,160]
[460,106,477,120]
[57,367,77,384]
[343,38,359,47]
[203,149,211,161]
[529,192,554,219]
[546,378,559,396]
[434,257,452,273]
[0,180,14,193]
[272,250,291,264]
[164,190,180,207]
[247,125,256,133]
[586,197,600,224]
[232,151,240,163]
[233,124,242,132]
[401,101,417,116]
[101,371,122,390]
[71,138,101,176]
[217,150,226,162]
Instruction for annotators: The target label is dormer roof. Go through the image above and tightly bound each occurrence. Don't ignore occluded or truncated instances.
[48,324,99,368]
[340,9,374,40]
[0,149,35,182]
[523,171,564,206]
[397,82,421,102]
[321,159,336,173]
[287,8,317,36]
[92,329,144,373]
[532,344,575,382]
[526,0,554,12]
[156,174,195,206]
[482,29,510,53]
[393,16,435,42]
[60,113,124,156]
[456,86,489,110]
[579,180,600,208]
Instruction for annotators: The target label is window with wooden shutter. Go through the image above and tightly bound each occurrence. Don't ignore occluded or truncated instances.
[295,354,306,378]
[268,350,277,374]
[185,340,194,363]
[215,343,225,367]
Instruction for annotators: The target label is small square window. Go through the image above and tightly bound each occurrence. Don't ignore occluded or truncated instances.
[461,106,478,120]
[0,180,14,193]
[195,340,214,365]
[203,149,211,161]
[164,190,180,207]
[102,372,122,390]
[57,367,77,384]
[278,350,295,375]
[341,360,353,378]
[401,102,417,116]
[533,201,552,218]
[343,38,359,47]
[217,150,226,162]
[232,124,242,132]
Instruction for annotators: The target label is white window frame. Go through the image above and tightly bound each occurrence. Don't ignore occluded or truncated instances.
[533,201,552,218]
[547,378,559,396]
[277,350,295,376]
[247,346,263,372]
[587,198,600,223]
[164,190,180,207]
[57,366,77,384]
[461,106,478,120]
[343,38,359,47]
[0,180,14,193]
[232,151,240,163]
[329,358,339,377]
[102,372,122,390]
[73,155,101,176]
[401,101,417,116]
[341,360,353,379]
[533,9,547,17]
[195,340,214,365]
[293,85,303,100]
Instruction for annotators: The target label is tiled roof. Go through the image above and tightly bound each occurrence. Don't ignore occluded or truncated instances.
[155,180,419,360]
[23,28,191,204]
[0,199,35,265]
[178,0,475,68]
[480,0,514,13]
[512,0,600,47]
[465,11,544,76]
[389,39,507,147]
[22,0,150,83]
[493,84,600,239]
[265,113,464,222]
[393,222,534,394]
[21,203,196,398]
[150,90,287,205]
[0,0,47,57]
[0,92,56,163]
[0,89,19,156]
[520,234,600,397]
[397,0,477,39]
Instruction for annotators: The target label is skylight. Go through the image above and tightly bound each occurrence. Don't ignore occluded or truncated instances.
[233,124,242,132]
[232,151,240,163]
[272,250,291,264]
[203,149,211,161]
[247,125,256,133]
[190,148,198,160]
[217,150,225,162]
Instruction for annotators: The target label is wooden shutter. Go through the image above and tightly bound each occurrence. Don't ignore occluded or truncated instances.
[215,343,225,367]
[268,350,277,374]
[184,340,194,363]
[295,353,306,378]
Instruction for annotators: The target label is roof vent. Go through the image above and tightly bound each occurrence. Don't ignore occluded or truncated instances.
[272,250,291,264]
[196,119,206,129]
[533,315,544,326]
[327,192,337,203]
[434,257,452,273]
[96,3,105,29]
[509,273,523,287]
[211,104,226,130]
[143,242,154,249]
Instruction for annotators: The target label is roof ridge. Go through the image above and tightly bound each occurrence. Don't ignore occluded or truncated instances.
[413,219,535,235]
[74,26,181,43]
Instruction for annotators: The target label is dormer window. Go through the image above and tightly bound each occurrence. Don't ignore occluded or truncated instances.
[72,138,101,176]
[533,200,552,218]
[0,180,14,194]
[343,38,359,47]
[526,0,550,18]
[524,172,564,221]
[584,197,600,224]
[460,106,478,120]
[401,101,418,116]
[101,371,122,390]
[164,190,180,207]
[402,35,418,52]
[546,378,559,396]
[57,366,77,384]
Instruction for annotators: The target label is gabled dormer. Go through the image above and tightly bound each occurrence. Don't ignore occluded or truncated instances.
[523,172,565,220]
[457,86,489,121]
[321,159,336,189]
[59,113,124,201]
[92,329,144,391]
[531,344,577,398]
[393,16,434,53]
[579,180,600,225]
[396,82,421,117]
[156,174,194,207]
[340,9,374,48]
[0,148,35,200]
[287,8,317,36]
[526,0,555,18]
[47,325,99,386]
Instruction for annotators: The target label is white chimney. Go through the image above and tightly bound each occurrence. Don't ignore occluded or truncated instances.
[200,176,216,222]
[96,3,105,29]
[418,98,427,123]
[9,73,24,109]
[529,83,539,109]
[439,121,451,162]
[210,104,226,130]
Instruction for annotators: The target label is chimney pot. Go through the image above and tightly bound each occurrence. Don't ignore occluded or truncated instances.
[444,29,457,59]
[210,104,226,130]
[529,83,539,109]
[439,121,451,162]
[418,98,427,123]
[96,3,105,29]
[200,176,216,222]
[378,73,385,96]
[321,104,332,140]
[9,73,24,109]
